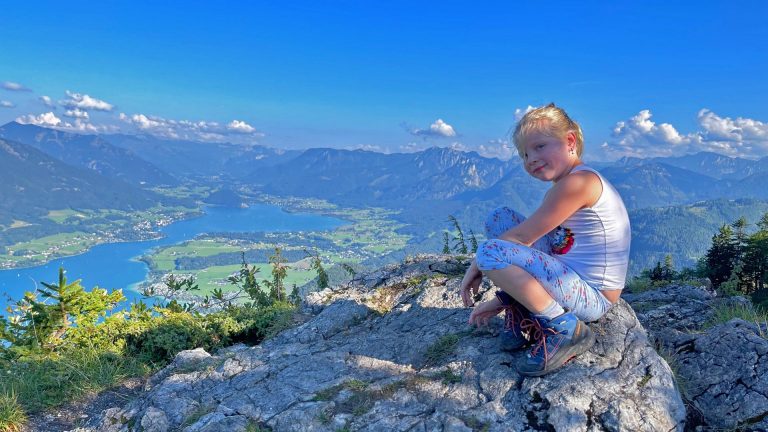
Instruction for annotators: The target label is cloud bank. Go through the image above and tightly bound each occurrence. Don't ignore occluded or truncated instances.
[118,113,263,143]
[0,100,15,108]
[477,138,517,160]
[63,108,89,119]
[16,111,117,133]
[602,109,768,159]
[61,90,114,112]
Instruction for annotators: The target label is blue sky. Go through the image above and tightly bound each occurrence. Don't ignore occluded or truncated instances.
[1,1,767,160]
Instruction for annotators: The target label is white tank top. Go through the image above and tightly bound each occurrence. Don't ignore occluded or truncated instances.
[552,165,631,291]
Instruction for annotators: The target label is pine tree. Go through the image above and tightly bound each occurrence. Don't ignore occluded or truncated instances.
[743,214,768,293]
[289,284,301,305]
[649,261,665,283]
[468,229,479,253]
[662,254,676,281]
[705,224,739,288]
[732,216,749,257]
[442,232,451,254]
[448,215,468,254]
[227,253,268,307]
[2,267,124,353]
[268,247,289,302]
[305,249,329,290]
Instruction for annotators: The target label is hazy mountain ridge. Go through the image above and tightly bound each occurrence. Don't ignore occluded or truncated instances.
[105,133,301,181]
[250,147,513,205]
[0,122,178,187]
[617,151,768,180]
[0,137,160,224]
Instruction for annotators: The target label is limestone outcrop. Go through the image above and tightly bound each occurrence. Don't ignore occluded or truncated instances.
[89,255,685,432]
[624,284,768,431]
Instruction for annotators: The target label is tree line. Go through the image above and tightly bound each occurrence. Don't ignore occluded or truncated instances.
[703,214,768,296]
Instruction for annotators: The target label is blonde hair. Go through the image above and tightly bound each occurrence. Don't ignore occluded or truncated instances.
[512,103,584,158]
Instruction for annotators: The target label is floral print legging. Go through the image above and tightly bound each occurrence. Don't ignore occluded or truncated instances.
[475,207,612,322]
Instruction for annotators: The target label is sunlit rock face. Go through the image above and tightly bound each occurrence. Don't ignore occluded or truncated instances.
[93,256,685,432]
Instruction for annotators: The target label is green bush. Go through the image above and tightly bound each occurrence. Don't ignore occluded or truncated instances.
[124,312,222,364]
[224,302,296,344]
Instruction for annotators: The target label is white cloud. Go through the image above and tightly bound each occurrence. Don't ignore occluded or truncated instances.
[40,95,55,108]
[227,120,256,133]
[119,112,263,143]
[61,90,114,111]
[16,112,63,127]
[478,138,517,160]
[0,100,15,108]
[602,110,691,159]
[16,111,115,133]
[345,144,387,153]
[68,118,116,133]
[514,105,536,121]
[2,81,30,92]
[602,109,768,159]
[63,108,89,119]
[409,118,457,138]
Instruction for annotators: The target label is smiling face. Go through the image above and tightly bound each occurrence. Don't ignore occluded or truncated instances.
[520,128,579,183]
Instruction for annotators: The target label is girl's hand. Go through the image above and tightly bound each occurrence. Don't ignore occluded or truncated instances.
[460,260,483,307]
[468,298,504,327]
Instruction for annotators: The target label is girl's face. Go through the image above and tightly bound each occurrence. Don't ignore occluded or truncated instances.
[520,129,578,183]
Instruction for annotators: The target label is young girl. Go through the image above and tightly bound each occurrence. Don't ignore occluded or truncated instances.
[460,104,631,376]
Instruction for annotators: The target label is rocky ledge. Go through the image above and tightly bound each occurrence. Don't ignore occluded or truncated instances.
[81,255,687,432]
[624,284,768,431]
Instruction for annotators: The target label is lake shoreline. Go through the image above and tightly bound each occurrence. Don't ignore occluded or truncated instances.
[0,203,349,314]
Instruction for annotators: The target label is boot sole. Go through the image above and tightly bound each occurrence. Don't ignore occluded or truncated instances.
[517,324,596,377]
[501,340,531,351]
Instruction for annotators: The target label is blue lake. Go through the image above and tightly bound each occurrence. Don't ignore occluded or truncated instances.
[0,204,346,313]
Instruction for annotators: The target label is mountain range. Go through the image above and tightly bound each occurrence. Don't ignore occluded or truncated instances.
[5,121,768,212]
[0,136,161,224]
[3,121,768,272]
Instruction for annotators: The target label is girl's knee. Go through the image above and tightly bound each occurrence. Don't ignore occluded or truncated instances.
[476,238,502,270]
[484,206,523,238]
[476,238,524,271]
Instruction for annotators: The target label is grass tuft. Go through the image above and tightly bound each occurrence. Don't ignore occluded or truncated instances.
[0,391,27,432]
[423,333,460,367]
[0,348,149,415]
[705,302,768,338]
[652,339,690,399]
[431,369,462,385]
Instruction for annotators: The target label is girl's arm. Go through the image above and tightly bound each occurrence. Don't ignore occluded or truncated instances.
[499,171,602,246]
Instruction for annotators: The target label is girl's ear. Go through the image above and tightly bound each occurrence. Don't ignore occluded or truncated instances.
[566,131,577,152]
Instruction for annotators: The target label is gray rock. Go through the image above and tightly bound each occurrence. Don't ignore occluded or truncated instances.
[139,407,168,432]
[664,319,768,431]
[95,255,685,431]
[624,283,768,430]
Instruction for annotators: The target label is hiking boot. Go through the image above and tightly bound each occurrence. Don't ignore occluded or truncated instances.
[516,311,595,377]
[496,291,531,351]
